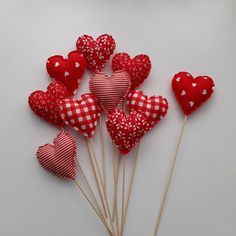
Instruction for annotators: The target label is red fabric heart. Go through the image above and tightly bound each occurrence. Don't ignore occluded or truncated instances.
[58,94,100,138]
[112,53,151,89]
[28,81,69,127]
[89,71,131,113]
[172,72,215,116]
[46,51,86,96]
[76,34,116,73]
[36,131,76,180]
[106,109,150,155]
[127,90,169,128]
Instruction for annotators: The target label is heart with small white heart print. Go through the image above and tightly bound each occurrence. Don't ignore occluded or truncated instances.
[46,51,86,96]
[172,71,215,116]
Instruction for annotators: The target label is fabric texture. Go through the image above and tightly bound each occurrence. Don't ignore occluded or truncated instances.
[28,81,69,127]
[127,90,169,127]
[106,109,150,155]
[89,70,131,114]
[36,131,76,180]
[172,71,215,116]
[46,51,86,96]
[76,34,116,73]
[58,94,100,138]
[112,53,151,89]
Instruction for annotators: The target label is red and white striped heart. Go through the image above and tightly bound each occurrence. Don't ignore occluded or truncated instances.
[106,109,150,155]
[89,71,131,113]
[36,131,76,180]
[172,72,215,116]
[58,93,100,138]
[127,90,169,128]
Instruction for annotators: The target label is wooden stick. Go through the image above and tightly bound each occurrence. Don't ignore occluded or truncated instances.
[74,180,112,235]
[121,143,140,236]
[153,116,187,236]
[120,156,126,236]
[76,158,105,220]
[85,137,108,218]
[89,138,116,236]
[99,115,107,198]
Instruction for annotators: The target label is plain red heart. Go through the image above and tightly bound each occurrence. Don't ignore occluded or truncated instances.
[46,51,86,96]
[112,53,151,89]
[172,71,215,116]
[89,71,131,113]
[36,131,76,180]
[28,81,68,127]
[76,34,116,73]
[127,90,169,128]
[58,94,101,138]
[106,109,150,155]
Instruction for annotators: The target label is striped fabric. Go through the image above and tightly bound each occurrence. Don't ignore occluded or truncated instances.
[89,70,131,114]
[36,131,76,180]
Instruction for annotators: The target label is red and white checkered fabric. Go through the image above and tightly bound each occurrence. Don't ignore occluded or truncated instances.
[58,93,100,138]
[127,90,169,127]
[36,131,76,180]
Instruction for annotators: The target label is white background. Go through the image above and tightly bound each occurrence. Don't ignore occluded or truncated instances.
[0,0,236,235]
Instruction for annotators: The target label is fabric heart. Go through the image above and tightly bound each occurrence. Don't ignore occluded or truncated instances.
[58,94,100,138]
[76,34,116,73]
[112,53,151,89]
[28,81,69,127]
[106,109,150,155]
[36,131,76,180]
[172,72,215,116]
[89,71,131,113]
[46,51,86,96]
[127,90,169,127]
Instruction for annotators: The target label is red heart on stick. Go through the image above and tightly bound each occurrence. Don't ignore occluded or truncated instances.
[28,81,68,127]
[58,94,100,138]
[36,131,76,180]
[127,90,169,127]
[76,34,116,73]
[106,109,150,155]
[46,51,86,96]
[172,72,215,116]
[112,53,151,89]
[89,71,131,113]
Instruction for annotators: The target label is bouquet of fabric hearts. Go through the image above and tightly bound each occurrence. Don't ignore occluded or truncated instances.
[28,34,215,236]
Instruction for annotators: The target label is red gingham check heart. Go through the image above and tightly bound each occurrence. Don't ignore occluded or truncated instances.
[36,131,76,180]
[126,90,169,127]
[58,93,100,138]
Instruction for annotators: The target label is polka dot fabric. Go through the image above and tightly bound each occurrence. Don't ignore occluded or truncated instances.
[89,70,131,114]
[112,53,151,89]
[172,72,215,116]
[127,90,169,128]
[36,131,76,180]
[76,34,116,73]
[28,81,69,127]
[46,51,86,96]
[58,94,100,138]
[106,109,150,155]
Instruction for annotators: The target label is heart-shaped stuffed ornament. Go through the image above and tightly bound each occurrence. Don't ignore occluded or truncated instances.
[106,109,150,155]
[28,81,68,127]
[76,34,116,73]
[172,72,215,116]
[36,131,76,180]
[46,51,86,96]
[127,90,169,128]
[58,94,100,138]
[112,53,151,89]
[89,70,131,114]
